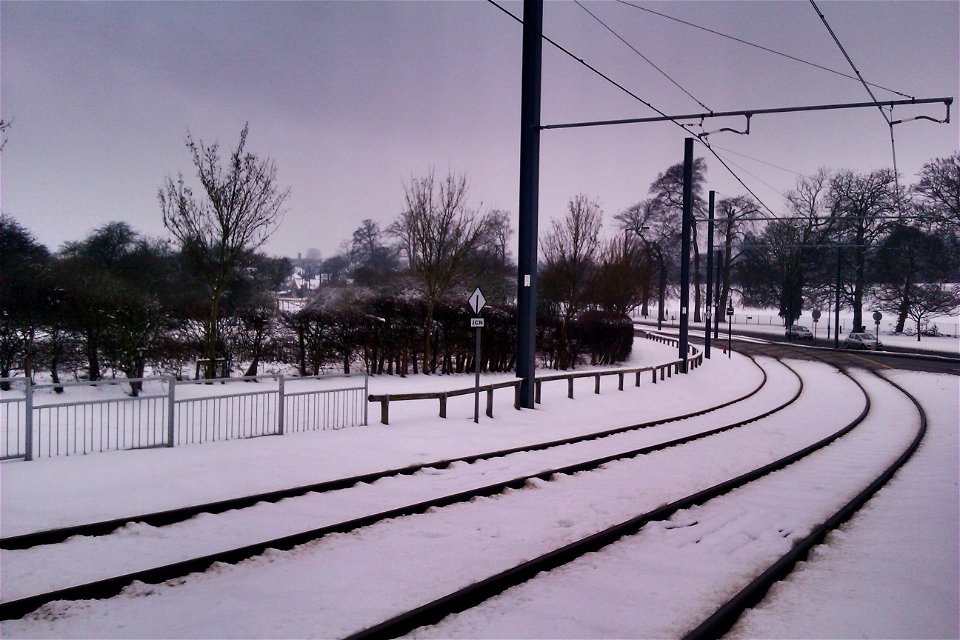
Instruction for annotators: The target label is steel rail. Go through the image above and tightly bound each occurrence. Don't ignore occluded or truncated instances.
[0,359,799,621]
[343,365,870,640]
[0,350,763,551]
[683,367,927,639]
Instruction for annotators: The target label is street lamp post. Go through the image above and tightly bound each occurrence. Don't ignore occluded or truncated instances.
[726,304,733,358]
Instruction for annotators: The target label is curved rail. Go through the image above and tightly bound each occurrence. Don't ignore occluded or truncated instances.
[342,364,871,640]
[0,357,793,621]
[0,353,763,551]
[682,369,927,639]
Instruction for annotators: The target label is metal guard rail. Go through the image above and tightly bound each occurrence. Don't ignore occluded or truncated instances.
[368,332,702,425]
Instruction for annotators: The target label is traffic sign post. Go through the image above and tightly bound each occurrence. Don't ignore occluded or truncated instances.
[812,308,822,341]
[873,311,882,349]
[469,287,487,424]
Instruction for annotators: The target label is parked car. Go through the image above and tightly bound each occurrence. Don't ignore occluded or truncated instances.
[844,331,881,350]
[785,325,814,341]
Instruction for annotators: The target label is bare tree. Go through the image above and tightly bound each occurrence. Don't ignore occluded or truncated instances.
[482,209,513,265]
[388,170,489,373]
[871,224,952,333]
[615,199,675,327]
[648,158,707,321]
[349,219,398,286]
[827,169,898,331]
[590,233,653,316]
[540,194,602,368]
[713,195,759,337]
[914,152,960,226]
[159,123,289,377]
[904,283,960,341]
[0,118,11,151]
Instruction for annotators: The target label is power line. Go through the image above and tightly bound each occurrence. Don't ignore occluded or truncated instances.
[708,145,805,177]
[808,0,901,195]
[485,0,779,217]
[807,1,889,125]
[708,150,790,200]
[573,0,711,111]
[693,214,930,223]
[615,0,915,100]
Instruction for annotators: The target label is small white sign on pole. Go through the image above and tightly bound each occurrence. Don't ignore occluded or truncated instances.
[470,318,485,328]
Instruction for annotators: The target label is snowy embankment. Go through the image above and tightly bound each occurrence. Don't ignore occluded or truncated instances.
[1,341,956,639]
[1,355,780,602]
[2,336,695,536]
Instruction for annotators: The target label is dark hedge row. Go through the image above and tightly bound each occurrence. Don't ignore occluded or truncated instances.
[275,296,634,375]
[5,294,635,384]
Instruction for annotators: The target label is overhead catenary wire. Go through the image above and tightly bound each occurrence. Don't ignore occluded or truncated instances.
[615,0,915,101]
[808,0,901,196]
[707,151,791,201]
[708,145,806,178]
[573,0,712,112]
[692,214,930,223]
[485,0,779,218]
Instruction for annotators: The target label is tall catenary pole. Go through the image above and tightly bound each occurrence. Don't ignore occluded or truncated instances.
[714,249,722,340]
[679,138,694,371]
[834,246,842,349]
[704,190,715,358]
[516,0,543,409]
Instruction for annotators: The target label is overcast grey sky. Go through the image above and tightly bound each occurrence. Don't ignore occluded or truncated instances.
[2,0,957,259]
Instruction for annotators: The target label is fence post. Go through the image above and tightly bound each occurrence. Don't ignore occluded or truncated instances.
[636,370,642,387]
[652,368,657,384]
[594,374,601,394]
[514,382,522,410]
[567,377,574,399]
[381,395,390,425]
[618,372,624,391]
[535,380,542,404]
[363,373,369,425]
[486,387,494,418]
[166,376,175,447]
[439,393,447,419]
[277,376,285,435]
[24,378,33,461]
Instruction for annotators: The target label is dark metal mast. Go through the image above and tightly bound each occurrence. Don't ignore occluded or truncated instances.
[516,0,543,409]
[704,190,715,358]
[679,138,693,370]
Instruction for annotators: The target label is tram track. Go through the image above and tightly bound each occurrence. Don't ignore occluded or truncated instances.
[0,354,768,552]
[346,362,875,640]
[684,369,927,639]
[0,356,801,621]
[1,357,911,639]
[355,364,925,640]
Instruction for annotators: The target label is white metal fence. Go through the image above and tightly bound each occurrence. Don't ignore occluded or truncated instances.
[0,373,368,461]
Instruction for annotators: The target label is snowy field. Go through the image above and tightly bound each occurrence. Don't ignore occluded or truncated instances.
[639,317,960,354]
[1,336,957,639]
[651,322,960,357]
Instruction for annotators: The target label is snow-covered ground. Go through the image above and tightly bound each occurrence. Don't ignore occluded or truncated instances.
[635,303,960,353]
[1,336,957,639]
[643,317,960,355]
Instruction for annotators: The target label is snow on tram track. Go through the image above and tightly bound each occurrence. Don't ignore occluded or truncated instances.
[0,354,788,616]
[398,367,925,640]
[0,357,887,639]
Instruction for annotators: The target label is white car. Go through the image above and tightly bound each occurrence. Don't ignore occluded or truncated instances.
[843,331,881,350]
[785,325,813,341]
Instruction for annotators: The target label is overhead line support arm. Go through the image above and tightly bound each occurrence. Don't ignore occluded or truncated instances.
[541,97,952,131]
